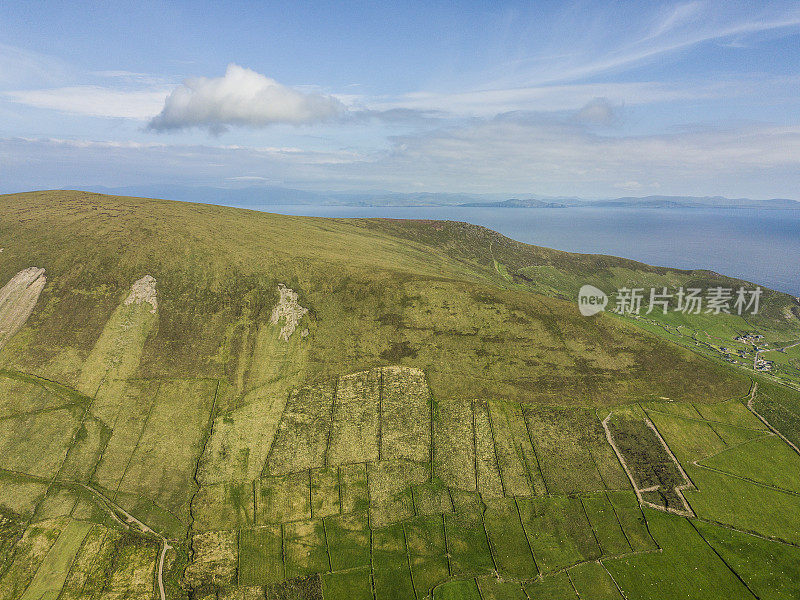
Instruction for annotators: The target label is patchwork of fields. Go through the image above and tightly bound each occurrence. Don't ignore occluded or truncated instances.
[0,191,799,600]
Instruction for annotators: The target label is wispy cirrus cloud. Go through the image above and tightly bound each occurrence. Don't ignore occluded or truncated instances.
[0,43,73,87]
[365,75,799,119]
[481,2,800,89]
[4,86,171,119]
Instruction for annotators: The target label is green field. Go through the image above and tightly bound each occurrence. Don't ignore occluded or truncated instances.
[0,190,799,599]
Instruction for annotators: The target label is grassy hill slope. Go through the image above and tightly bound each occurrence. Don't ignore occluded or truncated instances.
[0,190,798,600]
[0,190,767,406]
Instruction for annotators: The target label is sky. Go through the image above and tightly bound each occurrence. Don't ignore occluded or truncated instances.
[1,0,799,198]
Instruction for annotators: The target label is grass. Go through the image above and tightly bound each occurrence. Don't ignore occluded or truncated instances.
[412,479,453,516]
[752,378,800,449]
[693,398,768,430]
[257,472,312,524]
[643,409,728,464]
[697,435,800,493]
[113,378,218,526]
[324,511,370,571]
[433,578,482,600]
[76,294,156,398]
[89,378,160,492]
[487,401,538,497]
[474,402,504,499]
[605,491,658,552]
[523,572,579,599]
[183,529,237,588]
[405,515,450,598]
[483,498,537,579]
[581,494,633,556]
[18,519,92,600]
[100,535,160,598]
[0,191,799,599]
[265,383,335,476]
[327,370,381,465]
[380,366,431,463]
[605,509,756,600]
[476,576,527,599]
[199,390,289,484]
[694,520,800,600]
[0,518,66,600]
[339,463,369,514]
[684,464,800,546]
[568,561,624,600]
[238,525,283,586]
[191,480,254,532]
[321,567,373,600]
[433,397,477,492]
[0,191,758,409]
[525,406,626,494]
[57,524,113,600]
[310,467,341,519]
[0,372,77,418]
[367,460,428,527]
[516,496,599,573]
[443,511,494,578]
[283,518,330,579]
[0,406,81,479]
[372,523,415,600]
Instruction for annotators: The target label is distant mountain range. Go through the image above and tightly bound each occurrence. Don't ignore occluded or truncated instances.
[460,198,568,208]
[84,185,493,207]
[463,195,800,209]
[581,195,800,209]
[82,185,798,210]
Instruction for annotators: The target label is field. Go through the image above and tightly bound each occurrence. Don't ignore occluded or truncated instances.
[0,191,798,599]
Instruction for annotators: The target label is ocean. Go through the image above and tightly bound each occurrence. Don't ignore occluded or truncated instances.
[229,204,800,296]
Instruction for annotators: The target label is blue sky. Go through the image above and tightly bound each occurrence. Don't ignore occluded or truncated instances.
[2,1,799,197]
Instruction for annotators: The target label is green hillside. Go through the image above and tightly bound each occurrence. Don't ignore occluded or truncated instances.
[0,190,799,600]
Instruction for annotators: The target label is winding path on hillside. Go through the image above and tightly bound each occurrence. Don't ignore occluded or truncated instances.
[79,483,171,600]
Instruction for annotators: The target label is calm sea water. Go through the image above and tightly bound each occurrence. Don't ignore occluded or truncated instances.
[231,204,800,296]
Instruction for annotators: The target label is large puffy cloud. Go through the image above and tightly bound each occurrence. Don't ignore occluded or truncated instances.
[149,64,344,133]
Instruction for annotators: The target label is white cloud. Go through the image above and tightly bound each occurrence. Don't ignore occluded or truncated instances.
[149,64,344,133]
[0,43,72,86]
[574,98,619,126]
[648,2,705,39]
[367,78,762,118]
[481,4,800,89]
[331,119,800,196]
[3,122,799,198]
[4,86,171,119]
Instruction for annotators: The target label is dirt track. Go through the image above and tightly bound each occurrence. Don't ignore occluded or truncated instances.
[79,483,171,600]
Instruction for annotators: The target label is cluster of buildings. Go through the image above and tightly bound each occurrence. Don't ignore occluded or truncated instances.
[755,355,775,372]
[734,333,764,344]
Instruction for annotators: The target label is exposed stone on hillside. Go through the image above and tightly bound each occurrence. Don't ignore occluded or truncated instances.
[124,275,158,314]
[270,284,308,341]
[0,267,46,349]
